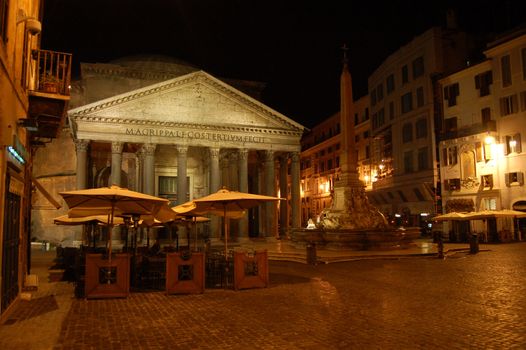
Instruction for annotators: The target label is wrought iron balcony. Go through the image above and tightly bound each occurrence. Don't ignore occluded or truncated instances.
[441,120,497,141]
[30,49,72,96]
[25,49,72,140]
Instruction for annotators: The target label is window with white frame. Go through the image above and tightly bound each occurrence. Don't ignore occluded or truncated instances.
[475,71,493,97]
[445,178,461,191]
[444,83,459,107]
[505,133,522,154]
[482,174,493,189]
[483,197,497,210]
[505,172,524,187]
[500,94,518,116]
[483,135,495,161]
[442,146,458,166]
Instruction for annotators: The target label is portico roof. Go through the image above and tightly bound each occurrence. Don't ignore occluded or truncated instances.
[68,70,305,151]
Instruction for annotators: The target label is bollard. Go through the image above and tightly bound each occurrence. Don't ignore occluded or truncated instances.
[306,242,317,265]
[436,235,444,259]
[469,233,479,254]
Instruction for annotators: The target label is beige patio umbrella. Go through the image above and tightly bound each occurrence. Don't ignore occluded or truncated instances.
[192,187,282,259]
[433,212,470,222]
[54,214,125,248]
[463,209,526,220]
[53,214,125,226]
[59,185,169,263]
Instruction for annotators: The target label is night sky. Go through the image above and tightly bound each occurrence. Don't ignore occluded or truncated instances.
[41,0,526,128]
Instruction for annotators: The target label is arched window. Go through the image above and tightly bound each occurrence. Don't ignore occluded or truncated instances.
[460,151,476,180]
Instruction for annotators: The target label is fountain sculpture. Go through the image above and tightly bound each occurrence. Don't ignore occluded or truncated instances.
[292,46,420,250]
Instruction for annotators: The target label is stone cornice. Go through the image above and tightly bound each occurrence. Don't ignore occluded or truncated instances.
[69,71,305,133]
[70,115,304,138]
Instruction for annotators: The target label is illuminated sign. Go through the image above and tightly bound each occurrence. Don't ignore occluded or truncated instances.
[7,134,28,166]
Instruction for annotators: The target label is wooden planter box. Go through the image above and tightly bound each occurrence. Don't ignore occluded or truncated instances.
[85,253,130,299]
[166,252,205,294]
[233,250,268,291]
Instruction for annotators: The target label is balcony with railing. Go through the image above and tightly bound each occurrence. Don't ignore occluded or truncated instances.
[441,120,497,141]
[29,49,72,96]
[26,49,72,140]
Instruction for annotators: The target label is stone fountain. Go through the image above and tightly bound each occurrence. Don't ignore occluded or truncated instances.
[292,47,420,250]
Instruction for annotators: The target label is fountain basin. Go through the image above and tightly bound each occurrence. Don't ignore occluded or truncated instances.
[291,226,421,251]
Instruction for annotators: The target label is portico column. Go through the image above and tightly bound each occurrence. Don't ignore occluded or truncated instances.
[142,143,156,195]
[238,149,249,239]
[209,147,220,193]
[75,139,89,189]
[291,152,301,228]
[177,145,188,205]
[279,155,288,238]
[111,142,123,186]
[136,148,144,193]
[264,150,276,238]
[209,147,221,241]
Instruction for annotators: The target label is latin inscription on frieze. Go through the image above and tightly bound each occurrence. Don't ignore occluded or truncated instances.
[125,128,265,143]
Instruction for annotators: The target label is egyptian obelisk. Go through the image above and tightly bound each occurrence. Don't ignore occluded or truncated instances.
[319,46,387,230]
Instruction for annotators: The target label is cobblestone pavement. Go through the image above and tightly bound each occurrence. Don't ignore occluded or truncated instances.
[1,243,526,349]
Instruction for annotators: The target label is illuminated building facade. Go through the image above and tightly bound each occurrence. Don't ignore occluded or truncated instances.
[438,29,526,241]
[1,0,71,319]
[31,56,305,246]
[367,26,471,227]
[298,95,370,226]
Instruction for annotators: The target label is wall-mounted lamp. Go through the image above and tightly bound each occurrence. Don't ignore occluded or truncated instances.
[16,9,41,35]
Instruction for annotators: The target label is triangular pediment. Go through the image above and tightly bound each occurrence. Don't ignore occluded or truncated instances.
[69,70,305,133]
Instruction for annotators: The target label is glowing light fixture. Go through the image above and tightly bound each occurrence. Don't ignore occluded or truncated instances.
[7,146,26,164]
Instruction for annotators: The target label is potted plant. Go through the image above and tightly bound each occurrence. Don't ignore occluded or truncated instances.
[40,73,59,93]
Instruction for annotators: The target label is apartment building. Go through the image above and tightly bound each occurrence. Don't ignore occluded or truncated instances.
[439,28,526,242]
[367,26,471,227]
[299,95,370,226]
[1,0,71,320]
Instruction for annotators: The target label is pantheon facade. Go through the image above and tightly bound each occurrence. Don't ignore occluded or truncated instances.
[32,56,305,245]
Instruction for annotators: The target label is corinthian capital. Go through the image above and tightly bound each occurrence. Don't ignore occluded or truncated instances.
[74,139,89,152]
[111,141,123,154]
[209,147,220,159]
[142,143,156,156]
[176,145,188,156]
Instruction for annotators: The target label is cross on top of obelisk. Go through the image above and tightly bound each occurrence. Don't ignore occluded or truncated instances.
[341,43,349,64]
